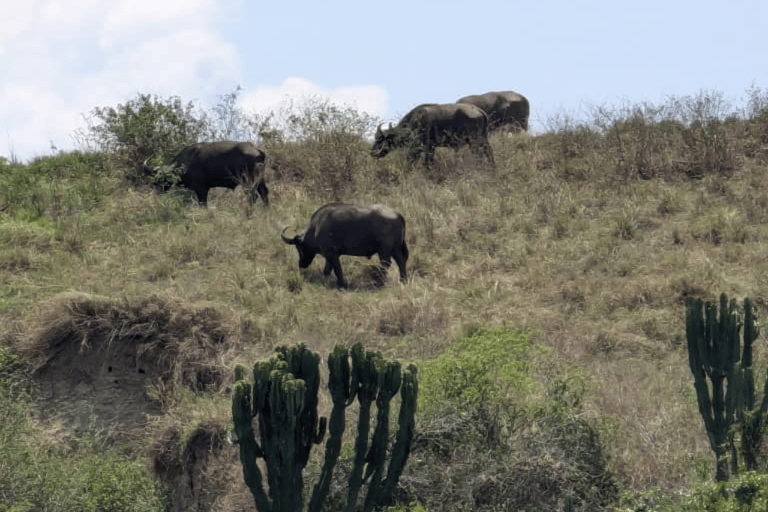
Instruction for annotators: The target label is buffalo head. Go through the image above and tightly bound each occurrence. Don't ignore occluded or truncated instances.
[280,227,317,269]
[371,123,395,158]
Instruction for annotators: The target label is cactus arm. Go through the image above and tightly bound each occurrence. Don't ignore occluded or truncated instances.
[362,361,401,512]
[345,349,379,512]
[232,369,272,512]
[380,363,418,506]
[743,297,758,411]
[687,298,719,449]
[309,345,351,512]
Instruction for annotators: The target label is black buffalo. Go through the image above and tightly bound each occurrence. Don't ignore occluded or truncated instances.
[144,141,268,206]
[456,91,529,132]
[281,203,409,288]
[371,103,494,167]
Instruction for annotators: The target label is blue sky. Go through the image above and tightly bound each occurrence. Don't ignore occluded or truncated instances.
[2,0,766,161]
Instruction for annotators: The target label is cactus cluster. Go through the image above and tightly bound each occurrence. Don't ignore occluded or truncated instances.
[686,294,761,481]
[232,342,418,512]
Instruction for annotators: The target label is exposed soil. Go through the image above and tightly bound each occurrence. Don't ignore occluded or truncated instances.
[33,325,164,430]
[16,293,233,432]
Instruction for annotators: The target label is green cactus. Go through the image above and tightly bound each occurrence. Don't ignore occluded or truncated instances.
[232,342,418,512]
[308,345,353,512]
[686,294,761,481]
[380,363,418,506]
[345,348,381,512]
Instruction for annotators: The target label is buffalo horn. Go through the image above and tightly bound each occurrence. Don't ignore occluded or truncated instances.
[142,154,155,175]
[280,226,298,245]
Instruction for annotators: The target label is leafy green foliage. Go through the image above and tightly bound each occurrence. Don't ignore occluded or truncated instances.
[617,472,768,512]
[418,326,543,409]
[409,329,617,511]
[411,370,615,512]
[679,472,768,512]
[76,93,207,171]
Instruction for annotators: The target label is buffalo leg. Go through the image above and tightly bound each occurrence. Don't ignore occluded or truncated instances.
[393,248,408,282]
[379,254,393,275]
[193,187,209,206]
[256,180,269,205]
[483,143,496,168]
[406,148,421,166]
[323,259,333,276]
[327,257,346,288]
[423,148,435,167]
[471,142,495,168]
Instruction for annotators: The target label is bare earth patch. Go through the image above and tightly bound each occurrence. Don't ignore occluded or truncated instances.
[15,293,233,432]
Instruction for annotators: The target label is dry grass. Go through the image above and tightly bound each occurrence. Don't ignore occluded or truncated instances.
[4,102,768,509]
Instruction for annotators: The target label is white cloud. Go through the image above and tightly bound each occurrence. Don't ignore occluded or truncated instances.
[0,0,240,161]
[240,77,389,119]
[0,4,36,54]
[99,0,217,47]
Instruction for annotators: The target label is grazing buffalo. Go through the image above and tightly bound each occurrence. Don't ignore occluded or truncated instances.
[281,203,409,288]
[143,141,268,206]
[456,91,529,132]
[371,103,494,167]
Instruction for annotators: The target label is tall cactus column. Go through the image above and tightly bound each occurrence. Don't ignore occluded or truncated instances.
[686,294,760,481]
[232,344,326,512]
[308,345,355,512]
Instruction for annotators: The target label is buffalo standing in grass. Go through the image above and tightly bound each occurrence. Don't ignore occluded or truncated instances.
[281,203,409,288]
[456,91,529,132]
[371,103,495,167]
[143,141,269,206]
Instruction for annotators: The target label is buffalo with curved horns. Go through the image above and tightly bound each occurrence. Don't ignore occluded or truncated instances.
[143,141,269,206]
[456,91,529,132]
[281,203,409,288]
[371,103,494,167]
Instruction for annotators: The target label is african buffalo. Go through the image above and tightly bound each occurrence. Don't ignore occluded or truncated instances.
[456,91,529,132]
[281,203,409,288]
[143,141,268,206]
[371,103,495,167]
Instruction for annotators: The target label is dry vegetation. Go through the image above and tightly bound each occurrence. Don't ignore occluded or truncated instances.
[3,88,768,511]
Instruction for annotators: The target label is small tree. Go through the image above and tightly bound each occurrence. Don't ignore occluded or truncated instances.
[76,93,208,174]
[686,294,762,481]
[231,343,418,512]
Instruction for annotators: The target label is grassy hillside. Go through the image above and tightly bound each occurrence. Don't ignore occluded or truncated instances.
[2,89,768,511]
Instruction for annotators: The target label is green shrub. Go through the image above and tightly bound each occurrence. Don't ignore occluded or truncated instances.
[679,472,768,512]
[409,373,615,512]
[76,93,207,175]
[418,326,543,409]
[617,472,768,512]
